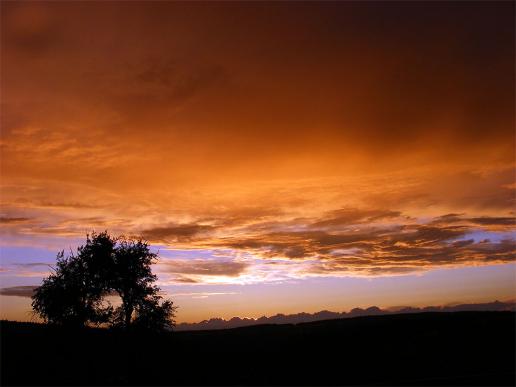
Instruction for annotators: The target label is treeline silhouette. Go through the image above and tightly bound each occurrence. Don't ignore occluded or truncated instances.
[31,232,175,330]
[1,311,515,385]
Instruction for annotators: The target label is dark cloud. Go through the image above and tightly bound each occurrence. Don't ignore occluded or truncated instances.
[37,201,97,209]
[432,214,515,227]
[198,206,286,228]
[206,213,514,275]
[429,213,516,233]
[107,61,230,127]
[134,61,227,99]
[311,209,401,228]
[451,239,475,248]
[392,225,467,245]
[12,262,52,268]
[0,217,32,224]
[172,276,200,284]
[221,229,383,257]
[1,3,63,55]
[142,223,216,243]
[467,239,515,261]
[469,217,515,226]
[0,285,37,298]
[160,259,248,277]
[430,214,466,225]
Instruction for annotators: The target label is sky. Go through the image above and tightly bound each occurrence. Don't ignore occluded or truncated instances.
[0,1,515,323]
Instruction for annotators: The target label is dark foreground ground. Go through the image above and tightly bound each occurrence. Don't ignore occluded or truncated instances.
[1,311,515,386]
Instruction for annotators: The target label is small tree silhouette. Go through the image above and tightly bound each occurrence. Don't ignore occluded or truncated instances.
[31,232,176,331]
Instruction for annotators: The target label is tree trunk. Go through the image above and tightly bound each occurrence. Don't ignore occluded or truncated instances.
[125,305,133,327]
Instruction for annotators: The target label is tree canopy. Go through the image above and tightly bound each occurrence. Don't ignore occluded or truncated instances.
[31,232,176,331]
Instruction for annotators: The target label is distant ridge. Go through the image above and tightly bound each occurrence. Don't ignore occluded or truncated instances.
[175,300,516,331]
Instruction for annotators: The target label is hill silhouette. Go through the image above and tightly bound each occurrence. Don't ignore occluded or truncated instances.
[2,311,515,386]
[175,300,516,330]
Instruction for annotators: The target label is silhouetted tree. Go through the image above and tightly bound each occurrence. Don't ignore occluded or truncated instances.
[31,251,88,327]
[109,237,175,329]
[133,295,177,331]
[31,232,116,327]
[32,232,176,331]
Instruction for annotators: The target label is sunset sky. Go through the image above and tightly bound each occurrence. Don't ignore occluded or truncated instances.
[0,1,514,323]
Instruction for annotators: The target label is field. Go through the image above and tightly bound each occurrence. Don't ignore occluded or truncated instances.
[1,311,515,386]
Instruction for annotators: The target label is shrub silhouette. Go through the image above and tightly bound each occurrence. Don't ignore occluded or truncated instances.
[31,231,176,331]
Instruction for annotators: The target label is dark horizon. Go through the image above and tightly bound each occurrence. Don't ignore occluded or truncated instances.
[174,299,516,330]
[3,311,515,386]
